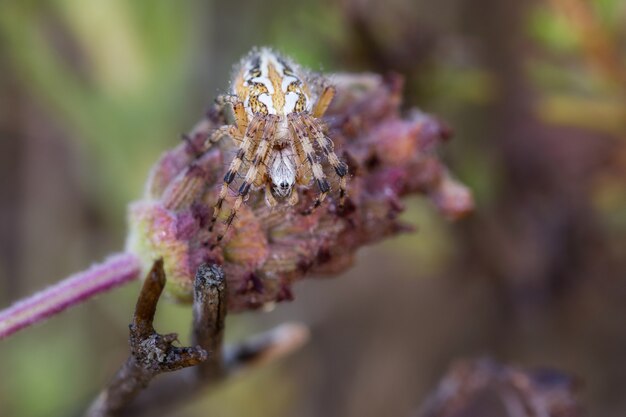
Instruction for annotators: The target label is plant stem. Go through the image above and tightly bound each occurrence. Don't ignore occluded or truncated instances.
[0,252,141,340]
[87,260,309,417]
[192,263,227,379]
[87,259,207,417]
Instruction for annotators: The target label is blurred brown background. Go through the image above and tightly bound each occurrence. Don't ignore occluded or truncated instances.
[1,0,625,416]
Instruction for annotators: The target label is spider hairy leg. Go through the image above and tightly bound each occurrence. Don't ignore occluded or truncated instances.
[288,114,331,215]
[302,115,348,208]
[291,141,311,187]
[208,125,241,148]
[215,93,240,108]
[264,182,278,207]
[312,85,335,118]
[209,116,265,233]
[232,101,248,136]
[215,94,248,136]
[287,187,299,205]
[286,141,309,205]
[218,115,279,241]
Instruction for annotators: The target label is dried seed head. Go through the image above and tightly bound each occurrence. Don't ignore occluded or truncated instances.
[126,73,474,310]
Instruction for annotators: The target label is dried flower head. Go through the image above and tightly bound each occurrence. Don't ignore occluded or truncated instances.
[126,72,473,309]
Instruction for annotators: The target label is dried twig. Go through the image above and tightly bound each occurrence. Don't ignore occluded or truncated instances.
[119,323,310,417]
[223,322,310,373]
[87,259,207,417]
[192,263,227,379]
[416,358,583,417]
[87,259,310,417]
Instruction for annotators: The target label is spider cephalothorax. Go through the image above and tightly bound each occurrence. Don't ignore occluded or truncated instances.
[208,47,348,240]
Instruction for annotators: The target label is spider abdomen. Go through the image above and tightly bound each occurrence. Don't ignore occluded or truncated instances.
[269,147,297,198]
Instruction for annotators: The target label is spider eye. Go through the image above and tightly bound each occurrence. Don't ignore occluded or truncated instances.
[280,181,289,189]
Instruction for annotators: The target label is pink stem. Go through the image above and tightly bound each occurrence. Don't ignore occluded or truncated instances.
[0,252,142,340]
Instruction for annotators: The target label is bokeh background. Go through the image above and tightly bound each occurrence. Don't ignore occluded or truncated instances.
[1,0,625,416]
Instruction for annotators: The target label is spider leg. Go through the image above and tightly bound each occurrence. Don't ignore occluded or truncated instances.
[264,182,278,208]
[302,114,348,208]
[207,124,241,148]
[185,97,248,155]
[209,116,265,232]
[287,187,299,206]
[312,85,335,118]
[232,101,248,136]
[218,115,279,241]
[288,136,310,186]
[288,114,330,215]
[215,93,238,106]
[285,140,307,205]
[214,94,248,135]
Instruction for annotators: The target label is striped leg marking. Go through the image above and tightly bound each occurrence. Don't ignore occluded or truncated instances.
[214,95,247,138]
[288,114,330,215]
[209,116,265,232]
[208,125,241,149]
[302,115,348,208]
[218,115,278,241]
[312,85,336,119]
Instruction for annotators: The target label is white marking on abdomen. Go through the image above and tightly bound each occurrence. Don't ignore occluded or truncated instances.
[270,148,297,197]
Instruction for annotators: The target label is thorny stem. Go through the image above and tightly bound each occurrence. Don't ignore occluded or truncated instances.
[0,253,141,340]
[87,260,310,417]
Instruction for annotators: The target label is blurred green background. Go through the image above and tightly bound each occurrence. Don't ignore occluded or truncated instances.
[1,0,626,416]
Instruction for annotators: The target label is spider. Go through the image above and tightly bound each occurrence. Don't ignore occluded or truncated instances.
[207,47,349,241]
